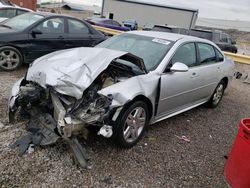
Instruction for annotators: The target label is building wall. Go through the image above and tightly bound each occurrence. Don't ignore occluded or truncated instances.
[10,0,37,11]
[102,0,197,29]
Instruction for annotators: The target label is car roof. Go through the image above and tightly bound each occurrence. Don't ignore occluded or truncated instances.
[127,31,210,43]
[90,17,109,22]
[27,11,81,19]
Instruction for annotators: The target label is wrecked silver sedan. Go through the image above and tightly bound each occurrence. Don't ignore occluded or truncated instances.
[8,31,234,166]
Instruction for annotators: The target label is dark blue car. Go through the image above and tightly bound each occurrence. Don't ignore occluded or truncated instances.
[122,19,138,30]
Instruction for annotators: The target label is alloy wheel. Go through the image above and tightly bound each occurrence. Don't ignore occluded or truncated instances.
[123,107,146,143]
[213,84,224,105]
[0,49,20,70]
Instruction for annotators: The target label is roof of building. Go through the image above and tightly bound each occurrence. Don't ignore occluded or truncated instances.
[105,0,198,13]
[41,2,101,13]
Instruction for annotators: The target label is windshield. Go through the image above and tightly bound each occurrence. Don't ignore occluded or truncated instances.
[96,33,173,71]
[2,13,44,31]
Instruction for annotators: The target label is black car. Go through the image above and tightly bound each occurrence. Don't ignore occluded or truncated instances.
[0,12,106,71]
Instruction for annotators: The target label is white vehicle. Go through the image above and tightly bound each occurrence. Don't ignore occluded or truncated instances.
[0,4,32,22]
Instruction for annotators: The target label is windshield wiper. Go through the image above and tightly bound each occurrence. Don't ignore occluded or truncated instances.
[0,24,12,29]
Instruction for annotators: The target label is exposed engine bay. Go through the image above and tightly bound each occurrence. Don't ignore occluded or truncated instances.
[9,50,145,167]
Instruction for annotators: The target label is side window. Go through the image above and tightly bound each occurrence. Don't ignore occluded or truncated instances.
[0,8,15,18]
[228,37,232,44]
[171,43,197,67]
[220,34,228,43]
[197,43,217,64]
[0,9,7,17]
[36,18,64,34]
[16,9,28,16]
[214,33,220,43]
[112,20,121,26]
[105,20,113,25]
[68,19,90,34]
[215,49,224,62]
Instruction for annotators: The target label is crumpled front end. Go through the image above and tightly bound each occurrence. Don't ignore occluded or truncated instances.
[8,47,150,167]
[8,74,116,167]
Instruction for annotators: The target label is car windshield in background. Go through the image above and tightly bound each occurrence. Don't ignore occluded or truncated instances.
[97,33,173,71]
[3,13,44,31]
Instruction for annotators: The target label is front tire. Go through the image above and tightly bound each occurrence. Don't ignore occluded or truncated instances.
[0,46,23,71]
[113,101,149,148]
[206,80,226,108]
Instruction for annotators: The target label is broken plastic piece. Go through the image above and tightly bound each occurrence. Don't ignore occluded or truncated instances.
[243,72,250,84]
[175,135,191,143]
[10,113,60,156]
[98,125,113,138]
[66,137,89,168]
[10,134,32,155]
[27,144,35,154]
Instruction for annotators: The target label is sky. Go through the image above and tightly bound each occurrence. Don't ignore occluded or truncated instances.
[41,0,250,21]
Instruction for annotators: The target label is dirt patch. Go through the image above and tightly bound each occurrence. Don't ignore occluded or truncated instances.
[1,67,250,187]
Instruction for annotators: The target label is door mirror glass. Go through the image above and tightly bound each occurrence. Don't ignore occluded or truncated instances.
[31,29,42,37]
[232,40,236,45]
[170,62,189,72]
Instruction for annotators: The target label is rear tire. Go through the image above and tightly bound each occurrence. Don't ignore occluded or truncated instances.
[113,101,149,148]
[206,80,226,108]
[0,46,23,71]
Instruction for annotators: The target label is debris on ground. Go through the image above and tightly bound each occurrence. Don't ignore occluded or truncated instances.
[103,174,113,185]
[175,135,191,143]
[66,137,90,168]
[10,113,90,167]
[243,72,250,84]
[234,71,250,84]
[27,144,35,154]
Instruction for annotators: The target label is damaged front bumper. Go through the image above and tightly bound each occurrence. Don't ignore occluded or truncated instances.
[8,47,155,168]
[8,79,120,167]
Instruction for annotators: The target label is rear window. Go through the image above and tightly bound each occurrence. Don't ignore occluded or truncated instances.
[17,9,28,16]
[0,8,15,18]
[3,13,44,31]
[68,19,89,34]
[198,43,217,64]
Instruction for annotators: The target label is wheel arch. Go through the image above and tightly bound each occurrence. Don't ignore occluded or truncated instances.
[131,95,153,121]
[221,77,229,88]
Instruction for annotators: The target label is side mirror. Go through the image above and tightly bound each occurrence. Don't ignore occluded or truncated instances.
[170,62,189,72]
[31,29,42,38]
[232,41,236,45]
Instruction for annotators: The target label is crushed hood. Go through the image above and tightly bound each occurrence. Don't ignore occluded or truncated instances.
[26,47,127,99]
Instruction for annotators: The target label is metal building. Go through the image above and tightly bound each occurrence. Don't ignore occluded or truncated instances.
[101,0,198,29]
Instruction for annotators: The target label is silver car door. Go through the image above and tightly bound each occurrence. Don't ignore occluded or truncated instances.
[156,42,203,119]
[194,42,224,100]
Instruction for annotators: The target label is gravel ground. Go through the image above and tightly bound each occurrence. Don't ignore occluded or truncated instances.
[0,66,250,188]
[237,44,250,56]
